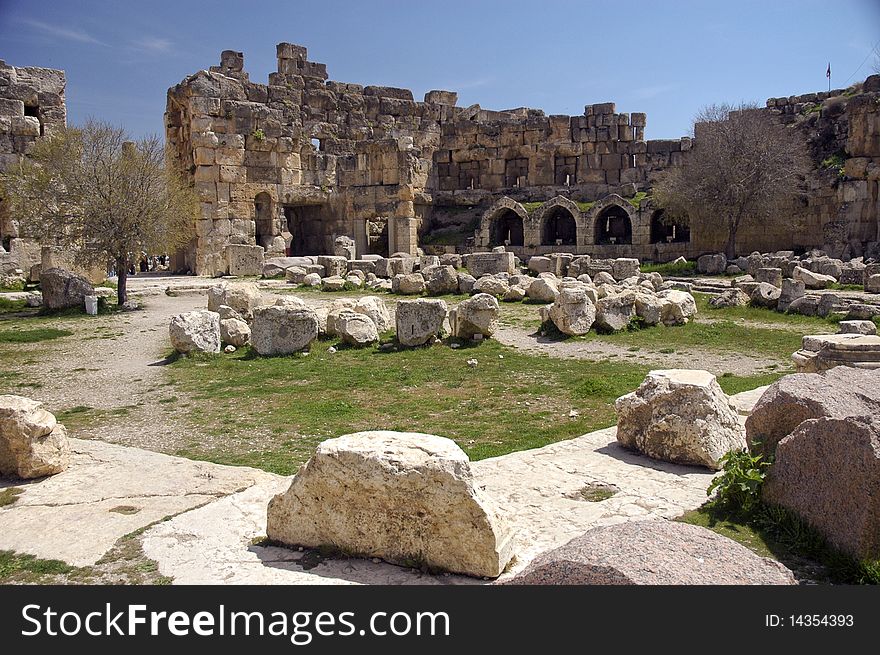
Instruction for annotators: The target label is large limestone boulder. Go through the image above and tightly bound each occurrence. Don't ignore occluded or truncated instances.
[465,251,515,277]
[40,267,94,311]
[220,317,250,348]
[527,277,559,303]
[266,431,515,578]
[472,276,509,297]
[634,292,671,326]
[207,282,262,320]
[750,282,781,309]
[754,267,783,288]
[317,255,348,278]
[169,310,221,354]
[656,289,697,325]
[325,298,358,336]
[457,273,477,295]
[452,293,500,339]
[615,369,747,470]
[548,287,596,335]
[353,296,392,333]
[595,291,636,332]
[763,415,880,560]
[793,265,836,289]
[777,278,805,312]
[697,253,727,275]
[396,299,448,346]
[250,306,319,355]
[225,244,264,276]
[0,395,70,479]
[506,519,794,585]
[745,366,880,456]
[425,265,459,295]
[394,272,426,295]
[335,311,379,347]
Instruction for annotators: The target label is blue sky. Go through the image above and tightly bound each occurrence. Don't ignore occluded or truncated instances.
[1,0,878,140]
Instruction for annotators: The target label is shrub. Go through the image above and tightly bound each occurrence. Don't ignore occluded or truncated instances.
[707,447,771,515]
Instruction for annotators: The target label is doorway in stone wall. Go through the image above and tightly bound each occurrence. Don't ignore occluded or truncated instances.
[254,192,275,249]
[284,204,327,256]
[366,218,389,257]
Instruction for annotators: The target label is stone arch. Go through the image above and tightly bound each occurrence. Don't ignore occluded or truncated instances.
[532,196,581,246]
[586,195,636,246]
[649,209,690,244]
[254,192,275,249]
[479,197,527,247]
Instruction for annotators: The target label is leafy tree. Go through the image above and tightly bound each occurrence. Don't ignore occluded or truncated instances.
[0,120,197,305]
[653,103,810,259]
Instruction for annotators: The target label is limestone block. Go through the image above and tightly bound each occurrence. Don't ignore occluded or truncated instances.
[266,431,515,578]
[0,395,70,479]
[615,369,747,469]
[169,310,221,355]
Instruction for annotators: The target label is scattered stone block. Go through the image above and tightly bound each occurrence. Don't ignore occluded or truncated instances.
[250,306,319,355]
[616,369,746,469]
[266,431,515,578]
[0,395,70,479]
[396,299,447,346]
[169,310,221,354]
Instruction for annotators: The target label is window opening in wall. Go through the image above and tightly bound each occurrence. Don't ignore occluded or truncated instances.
[24,104,44,136]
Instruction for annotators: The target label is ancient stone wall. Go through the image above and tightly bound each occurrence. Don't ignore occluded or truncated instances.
[167,46,880,273]
[0,61,66,272]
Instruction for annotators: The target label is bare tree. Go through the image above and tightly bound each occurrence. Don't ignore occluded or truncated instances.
[0,120,197,305]
[652,103,811,259]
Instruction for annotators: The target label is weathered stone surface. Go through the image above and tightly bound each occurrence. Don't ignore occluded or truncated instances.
[656,289,697,325]
[866,274,880,294]
[697,253,727,275]
[250,306,319,355]
[394,272,426,295]
[425,265,459,295]
[503,286,526,302]
[611,258,640,281]
[527,256,552,274]
[353,296,392,333]
[318,255,348,278]
[226,244,264,276]
[616,369,746,469]
[548,287,596,335]
[786,294,820,316]
[396,298,447,346]
[284,266,308,284]
[266,431,515,578]
[595,291,636,332]
[169,310,221,354]
[777,278,805,312]
[335,311,379,346]
[838,320,877,335]
[457,273,476,295]
[709,288,750,309]
[793,265,836,289]
[526,277,559,303]
[303,272,322,287]
[40,267,94,310]
[763,415,880,560]
[207,282,262,319]
[633,292,671,326]
[750,282,781,309]
[220,317,250,347]
[746,366,880,456]
[0,395,70,479]
[755,267,783,288]
[472,275,509,297]
[322,275,346,291]
[792,333,880,373]
[452,293,500,339]
[466,252,515,277]
[506,519,793,585]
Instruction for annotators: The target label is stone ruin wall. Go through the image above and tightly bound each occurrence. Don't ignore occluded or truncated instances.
[0,61,67,274]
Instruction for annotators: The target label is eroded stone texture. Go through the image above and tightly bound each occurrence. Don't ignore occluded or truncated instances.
[763,415,880,560]
[615,369,746,469]
[452,293,500,339]
[395,299,447,346]
[250,305,319,355]
[266,431,515,578]
[0,395,70,479]
[40,268,94,310]
[169,310,221,354]
[505,520,794,585]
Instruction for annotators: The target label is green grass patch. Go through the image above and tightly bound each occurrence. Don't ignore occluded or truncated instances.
[0,297,28,313]
[0,487,24,507]
[640,260,697,276]
[168,339,779,476]
[0,550,74,583]
[0,327,73,343]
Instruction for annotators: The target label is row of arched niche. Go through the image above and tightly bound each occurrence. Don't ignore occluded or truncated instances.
[481,195,689,248]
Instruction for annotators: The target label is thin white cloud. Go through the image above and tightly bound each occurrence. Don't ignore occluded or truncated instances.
[131,37,173,54]
[632,83,679,100]
[19,18,107,46]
